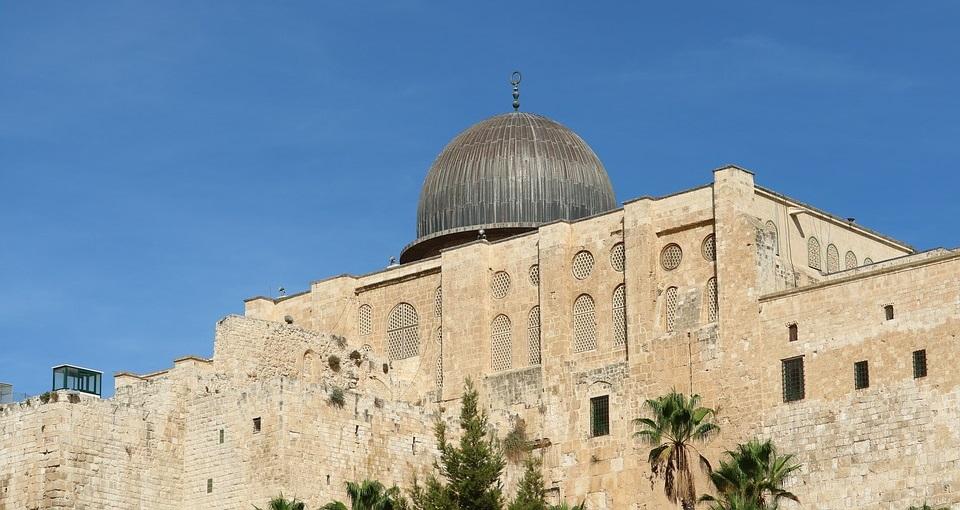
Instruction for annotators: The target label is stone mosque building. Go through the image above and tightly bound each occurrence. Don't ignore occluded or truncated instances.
[2,83,960,509]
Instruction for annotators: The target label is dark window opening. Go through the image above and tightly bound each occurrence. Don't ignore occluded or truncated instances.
[590,395,610,437]
[884,305,895,320]
[253,417,261,433]
[854,360,869,390]
[782,357,805,402]
[913,349,927,379]
[219,429,224,444]
[788,323,798,342]
[206,478,213,493]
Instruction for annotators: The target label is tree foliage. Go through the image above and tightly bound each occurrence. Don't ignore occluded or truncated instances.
[700,438,799,509]
[256,494,306,510]
[321,479,404,510]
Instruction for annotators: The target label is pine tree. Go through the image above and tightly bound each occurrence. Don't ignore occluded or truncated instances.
[508,457,546,510]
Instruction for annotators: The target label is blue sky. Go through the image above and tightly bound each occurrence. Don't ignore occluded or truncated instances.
[2,2,958,397]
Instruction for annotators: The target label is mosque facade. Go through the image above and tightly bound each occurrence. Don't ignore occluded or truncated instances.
[2,96,959,509]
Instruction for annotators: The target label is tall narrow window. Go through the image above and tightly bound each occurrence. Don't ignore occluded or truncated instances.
[854,360,869,390]
[788,323,798,342]
[765,220,779,255]
[664,287,679,332]
[358,304,372,336]
[705,278,718,322]
[207,478,213,493]
[491,315,512,372]
[612,285,626,347]
[845,251,858,269]
[807,237,821,270]
[782,357,805,402]
[884,305,895,321]
[219,429,224,444]
[913,349,927,379]
[573,294,597,352]
[434,286,443,317]
[387,303,420,360]
[527,306,541,365]
[590,395,610,437]
[826,244,840,273]
[252,417,261,433]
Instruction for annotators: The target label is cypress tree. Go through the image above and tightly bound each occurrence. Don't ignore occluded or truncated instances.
[508,457,546,510]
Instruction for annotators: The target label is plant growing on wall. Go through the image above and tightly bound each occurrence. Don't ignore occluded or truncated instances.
[328,355,342,372]
[699,438,800,509]
[633,391,719,510]
[502,419,529,464]
[329,387,346,408]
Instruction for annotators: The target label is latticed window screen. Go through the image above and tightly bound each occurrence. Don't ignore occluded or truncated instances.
[610,242,625,272]
[765,220,779,255]
[913,349,927,379]
[491,271,511,299]
[529,264,540,286]
[660,244,683,271]
[854,360,869,390]
[435,354,443,395]
[573,294,597,352]
[782,357,805,402]
[664,286,679,332]
[807,237,822,270]
[572,250,595,280]
[387,303,420,360]
[826,244,840,273]
[491,315,512,371]
[436,326,442,345]
[527,306,541,365]
[590,395,610,437]
[612,285,626,347]
[706,278,718,322]
[434,286,442,317]
[358,304,372,336]
[863,258,874,265]
[845,251,858,269]
[702,234,716,262]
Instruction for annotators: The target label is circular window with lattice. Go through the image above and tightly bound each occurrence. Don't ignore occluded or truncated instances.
[660,244,683,270]
[529,264,540,287]
[610,242,625,272]
[491,271,511,299]
[701,234,716,262]
[572,250,594,280]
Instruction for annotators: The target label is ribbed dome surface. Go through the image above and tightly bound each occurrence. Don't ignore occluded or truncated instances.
[415,112,616,242]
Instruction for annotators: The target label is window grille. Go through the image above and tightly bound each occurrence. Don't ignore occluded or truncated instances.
[435,326,442,345]
[705,278,718,322]
[491,315,512,371]
[807,237,821,270]
[781,357,805,402]
[845,251,858,269]
[387,303,420,360]
[529,264,540,286]
[573,294,597,352]
[572,250,595,280]
[527,306,541,365]
[788,323,798,342]
[863,258,874,265]
[660,244,683,271]
[253,417,261,433]
[358,304,372,336]
[854,360,869,390]
[207,479,213,493]
[664,287,679,332]
[491,271,511,299]
[610,242,625,272]
[219,429,224,444]
[434,286,442,317]
[435,355,443,395]
[590,395,610,437]
[702,234,716,262]
[765,220,779,255]
[884,305,894,321]
[613,285,626,347]
[826,244,840,273]
[913,349,927,378]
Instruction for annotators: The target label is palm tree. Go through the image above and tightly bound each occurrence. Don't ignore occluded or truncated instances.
[701,492,764,510]
[700,439,799,508]
[633,391,719,510]
[255,494,306,510]
[908,504,947,510]
[322,480,404,510]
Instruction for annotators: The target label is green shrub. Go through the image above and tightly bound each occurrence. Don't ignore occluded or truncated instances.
[328,355,341,372]
[329,387,345,408]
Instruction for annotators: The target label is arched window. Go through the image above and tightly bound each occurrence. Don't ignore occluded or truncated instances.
[701,234,716,262]
[573,294,597,353]
[491,271,511,299]
[387,303,419,360]
[434,286,442,317]
[845,251,858,269]
[527,306,541,365]
[863,257,874,265]
[807,237,821,270]
[612,285,626,347]
[706,278,718,322]
[664,287,679,332]
[491,315,512,371]
[358,304,372,336]
[826,244,840,273]
[610,242,625,272]
[302,350,317,381]
[765,221,779,255]
[572,250,595,280]
[435,355,443,396]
